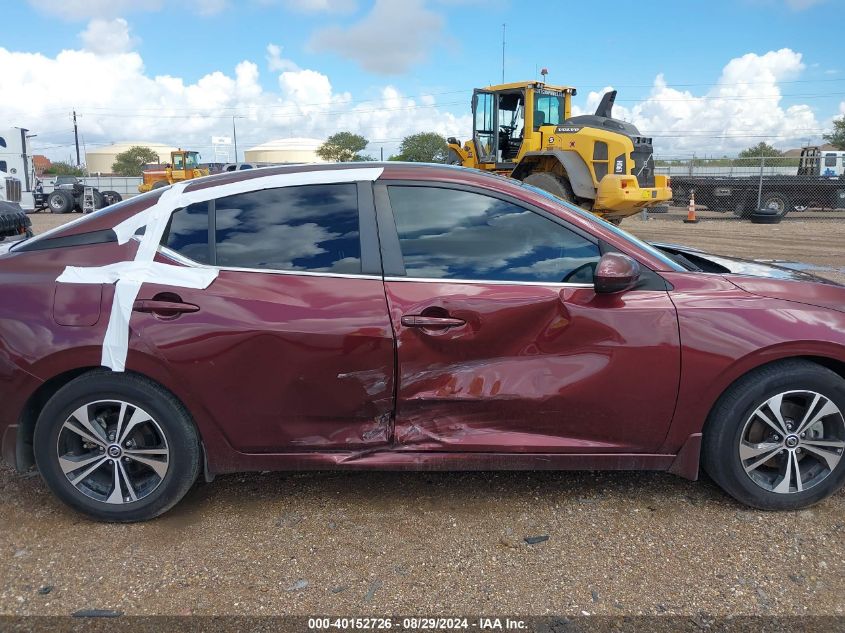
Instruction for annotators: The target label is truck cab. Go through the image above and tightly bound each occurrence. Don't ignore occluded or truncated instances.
[798,147,845,178]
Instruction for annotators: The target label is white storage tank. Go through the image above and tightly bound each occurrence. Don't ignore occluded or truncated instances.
[244,138,325,164]
[86,142,179,175]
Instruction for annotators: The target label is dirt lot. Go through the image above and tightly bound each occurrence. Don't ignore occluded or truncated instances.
[1,210,844,618]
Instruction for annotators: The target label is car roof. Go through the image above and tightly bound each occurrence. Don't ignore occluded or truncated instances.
[182,161,506,192]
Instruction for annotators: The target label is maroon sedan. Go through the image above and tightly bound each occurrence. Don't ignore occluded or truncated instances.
[1,163,844,521]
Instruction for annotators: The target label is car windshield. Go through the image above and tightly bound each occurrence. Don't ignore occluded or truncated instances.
[517,181,686,272]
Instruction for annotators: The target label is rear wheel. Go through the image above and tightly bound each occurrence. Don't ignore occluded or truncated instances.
[760,191,791,218]
[151,180,169,190]
[47,190,74,214]
[703,360,845,510]
[522,172,575,203]
[34,371,201,522]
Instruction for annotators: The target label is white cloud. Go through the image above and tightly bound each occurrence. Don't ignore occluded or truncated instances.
[196,0,229,16]
[279,0,358,12]
[27,0,224,19]
[79,18,137,55]
[27,0,163,20]
[571,49,822,155]
[266,44,300,72]
[0,43,470,165]
[785,0,826,9]
[310,0,443,74]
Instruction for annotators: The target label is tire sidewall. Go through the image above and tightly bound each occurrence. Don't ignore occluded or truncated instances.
[34,373,200,522]
[711,367,845,510]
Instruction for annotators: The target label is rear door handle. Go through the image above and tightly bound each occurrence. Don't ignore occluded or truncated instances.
[400,315,465,328]
[132,300,199,315]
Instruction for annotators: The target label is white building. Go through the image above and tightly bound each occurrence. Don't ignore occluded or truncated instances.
[244,138,325,164]
[86,142,179,175]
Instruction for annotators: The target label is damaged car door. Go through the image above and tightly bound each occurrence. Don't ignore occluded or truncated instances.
[376,183,681,454]
[141,181,395,452]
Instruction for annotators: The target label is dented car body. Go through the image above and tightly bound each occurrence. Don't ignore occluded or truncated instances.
[2,162,845,519]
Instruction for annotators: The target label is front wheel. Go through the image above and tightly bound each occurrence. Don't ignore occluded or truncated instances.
[522,172,575,203]
[703,360,845,510]
[34,371,201,522]
[47,190,74,214]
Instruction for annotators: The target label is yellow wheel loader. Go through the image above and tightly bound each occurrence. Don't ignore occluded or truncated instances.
[138,150,209,193]
[446,81,671,223]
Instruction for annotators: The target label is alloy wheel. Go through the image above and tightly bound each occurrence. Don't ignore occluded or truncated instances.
[56,400,170,504]
[739,390,845,494]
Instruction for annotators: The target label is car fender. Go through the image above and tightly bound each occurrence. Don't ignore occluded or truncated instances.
[660,339,845,454]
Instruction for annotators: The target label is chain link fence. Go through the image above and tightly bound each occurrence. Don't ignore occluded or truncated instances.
[39,176,142,198]
[653,156,845,221]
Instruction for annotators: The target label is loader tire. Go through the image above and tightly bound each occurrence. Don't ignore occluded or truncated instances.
[522,172,575,204]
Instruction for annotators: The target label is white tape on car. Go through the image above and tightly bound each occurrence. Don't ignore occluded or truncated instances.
[57,167,384,372]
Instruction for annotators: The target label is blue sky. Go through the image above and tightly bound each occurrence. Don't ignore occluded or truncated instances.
[1,0,843,161]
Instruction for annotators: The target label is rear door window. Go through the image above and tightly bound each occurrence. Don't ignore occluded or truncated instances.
[161,184,362,274]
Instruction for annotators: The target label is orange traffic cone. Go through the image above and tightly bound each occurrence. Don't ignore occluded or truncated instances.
[684,192,699,224]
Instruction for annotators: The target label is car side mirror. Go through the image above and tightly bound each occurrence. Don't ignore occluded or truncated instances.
[594,252,641,294]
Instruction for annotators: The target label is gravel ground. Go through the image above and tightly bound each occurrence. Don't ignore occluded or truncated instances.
[1,210,844,618]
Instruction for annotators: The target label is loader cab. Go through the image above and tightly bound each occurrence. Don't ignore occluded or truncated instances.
[170,150,200,176]
[471,82,573,170]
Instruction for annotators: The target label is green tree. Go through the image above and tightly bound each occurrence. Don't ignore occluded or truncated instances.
[111,146,161,176]
[737,142,793,167]
[823,115,845,150]
[391,132,448,163]
[317,132,369,162]
[738,142,783,159]
[43,161,85,176]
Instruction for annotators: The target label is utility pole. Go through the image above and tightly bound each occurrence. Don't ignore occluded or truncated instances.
[380,147,384,161]
[72,110,81,167]
[232,116,239,163]
[501,24,506,84]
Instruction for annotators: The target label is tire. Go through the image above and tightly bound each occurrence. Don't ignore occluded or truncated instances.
[91,190,105,211]
[648,204,669,214]
[47,190,74,214]
[33,371,201,522]
[445,149,462,166]
[101,190,123,206]
[151,180,170,190]
[703,360,845,510]
[760,191,791,218]
[522,172,575,203]
[749,210,783,225]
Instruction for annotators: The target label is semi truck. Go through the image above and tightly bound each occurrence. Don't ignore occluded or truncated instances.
[669,147,845,219]
[0,128,34,242]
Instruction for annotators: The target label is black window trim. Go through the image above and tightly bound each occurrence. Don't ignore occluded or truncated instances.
[374,179,602,284]
[159,180,382,279]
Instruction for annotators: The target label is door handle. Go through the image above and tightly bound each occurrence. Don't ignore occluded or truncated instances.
[401,315,465,328]
[132,299,199,315]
